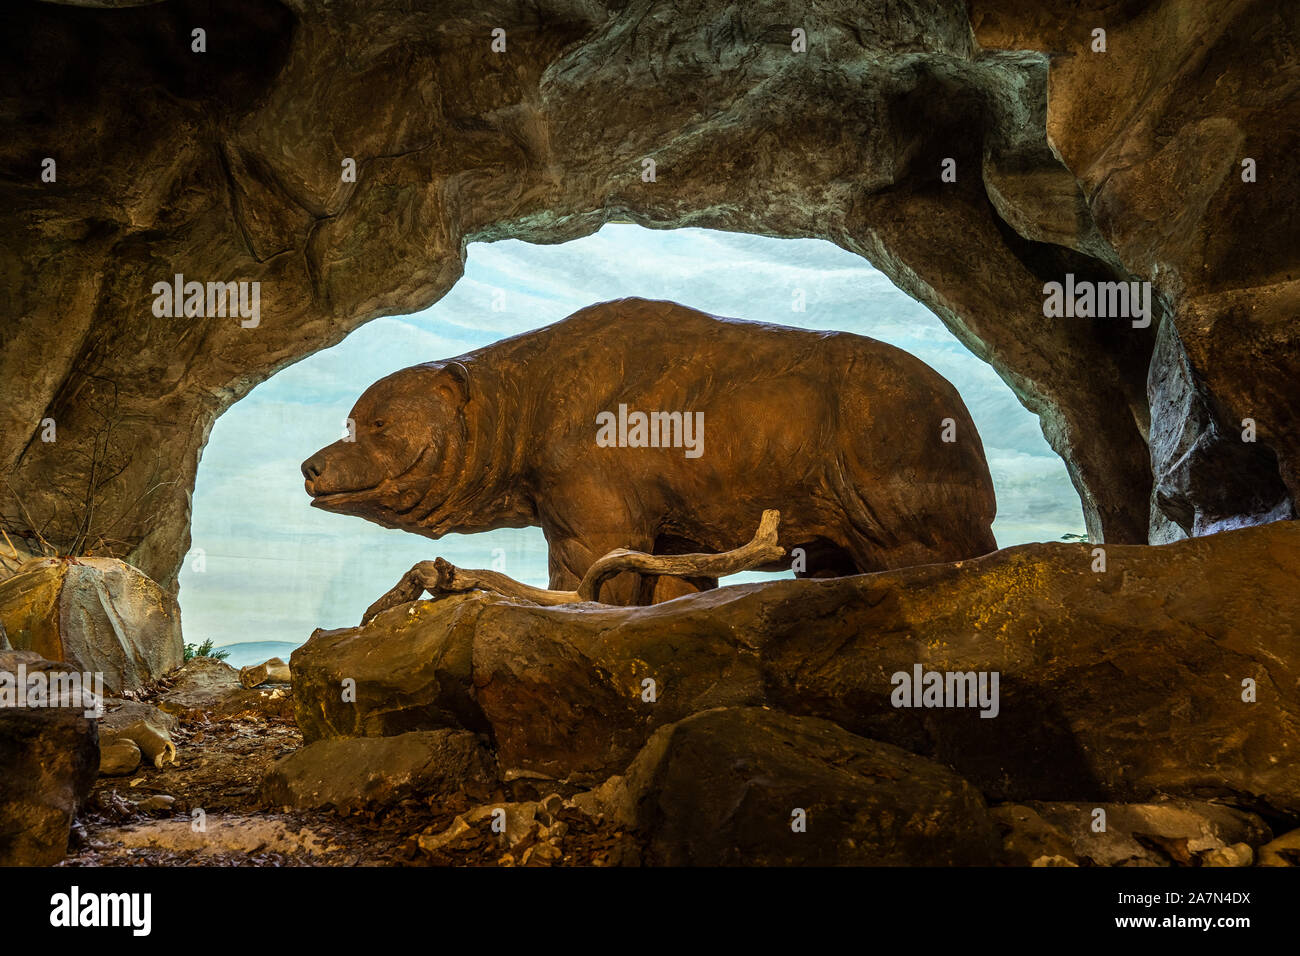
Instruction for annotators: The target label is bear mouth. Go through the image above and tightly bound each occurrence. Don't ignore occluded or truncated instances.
[305,449,436,513]
[307,472,422,512]
[306,486,383,508]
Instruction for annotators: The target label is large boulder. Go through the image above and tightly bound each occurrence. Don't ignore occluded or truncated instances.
[261,729,497,812]
[469,522,1300,808]
[0,651,100,865]
[291,592,491,742]
[295,521,1300,811]
[0,557,182,694]
[589,707,999,866]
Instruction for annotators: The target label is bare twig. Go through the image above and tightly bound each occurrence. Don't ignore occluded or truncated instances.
[3,479,56,558]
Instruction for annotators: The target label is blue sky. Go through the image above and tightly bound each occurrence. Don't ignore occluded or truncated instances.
[180,225,1084,654]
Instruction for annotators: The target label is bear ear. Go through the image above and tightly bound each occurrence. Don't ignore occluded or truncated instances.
[438,361,471,405]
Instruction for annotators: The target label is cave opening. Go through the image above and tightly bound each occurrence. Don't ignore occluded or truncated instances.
[178,224,1084,665]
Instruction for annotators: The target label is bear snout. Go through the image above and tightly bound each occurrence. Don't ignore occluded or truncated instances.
[301,453,325,486]
[301,445,375,500]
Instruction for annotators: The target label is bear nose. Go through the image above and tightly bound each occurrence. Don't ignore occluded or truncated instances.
[301,455,323,481]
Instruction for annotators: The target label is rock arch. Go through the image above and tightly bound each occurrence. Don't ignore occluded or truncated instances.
[2,0,1294,590]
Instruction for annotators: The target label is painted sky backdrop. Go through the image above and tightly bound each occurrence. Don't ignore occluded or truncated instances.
[180,225,1084,654]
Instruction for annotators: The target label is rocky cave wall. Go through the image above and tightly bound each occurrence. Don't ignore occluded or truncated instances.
[1,0,1296,592]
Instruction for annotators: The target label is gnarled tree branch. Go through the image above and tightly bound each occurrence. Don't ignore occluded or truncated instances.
[362,509,784,624]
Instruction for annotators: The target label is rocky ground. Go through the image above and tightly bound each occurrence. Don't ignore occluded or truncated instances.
[61,675,643,868]
[52,661,1300,870]
[9,522,1300,868]
[62,699,1300,869]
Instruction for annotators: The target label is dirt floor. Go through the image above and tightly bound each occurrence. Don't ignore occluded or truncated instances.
[61,684,642,867]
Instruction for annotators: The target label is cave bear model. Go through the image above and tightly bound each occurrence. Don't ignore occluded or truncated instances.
[302,298,998,605]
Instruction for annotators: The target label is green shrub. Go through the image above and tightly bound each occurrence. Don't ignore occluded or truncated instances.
[183,638,230,662]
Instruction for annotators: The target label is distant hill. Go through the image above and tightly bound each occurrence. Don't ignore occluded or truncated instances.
[212,640,301,669]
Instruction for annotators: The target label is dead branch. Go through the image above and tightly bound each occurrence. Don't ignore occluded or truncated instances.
[0,528,17,561]
[3,479,55,558]
[362,509,785,623]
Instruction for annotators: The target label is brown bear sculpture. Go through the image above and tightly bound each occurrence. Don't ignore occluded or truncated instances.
[302,298,998,604]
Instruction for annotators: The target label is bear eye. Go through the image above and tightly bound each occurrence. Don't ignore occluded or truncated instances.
[373,419,386,429]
